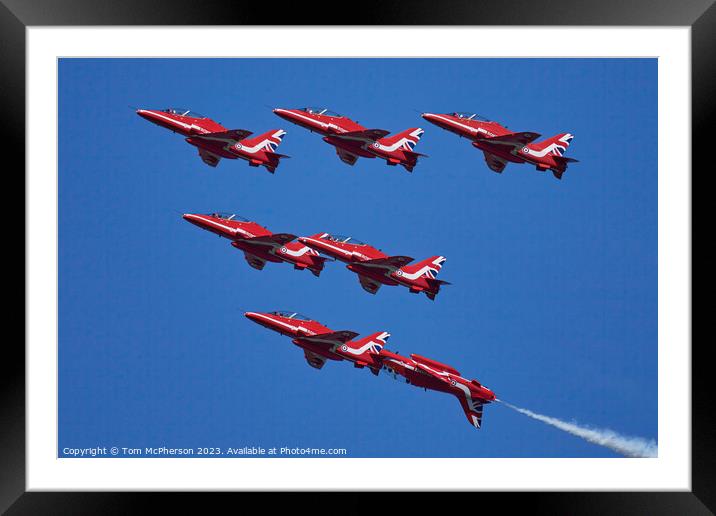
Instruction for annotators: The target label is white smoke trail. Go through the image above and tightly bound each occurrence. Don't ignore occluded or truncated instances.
[500,402,657,458]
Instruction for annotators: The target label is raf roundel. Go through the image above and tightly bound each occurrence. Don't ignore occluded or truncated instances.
[341,345,348,351]
[280,247,288,253]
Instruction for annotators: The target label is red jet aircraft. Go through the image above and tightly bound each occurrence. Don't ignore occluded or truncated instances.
[183,212,327,276]
[298,233,449,300]
[245,311,388,373]
[379,350,497,429]
[421,112,577,179]
[245,310,496,428]
[136,107,289,173]
[273,107,427,172]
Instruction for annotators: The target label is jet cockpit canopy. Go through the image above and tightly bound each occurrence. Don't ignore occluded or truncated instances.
[207,212,250,222]
[301,107,343,117]
[163,108,206,118]
[324,234,366,246]
[453,112,492,122]
[269,311,313,321]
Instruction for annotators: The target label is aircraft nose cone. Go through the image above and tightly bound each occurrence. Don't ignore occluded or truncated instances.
[244,311,258,322]
[273,108,292,120]
[421,113,435,121]
[182,214,205,228]
[136,109,164,125]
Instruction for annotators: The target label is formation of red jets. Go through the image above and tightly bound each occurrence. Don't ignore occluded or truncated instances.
[137,105,577,429]
[136,106,576,178]
[183,213,449,300]
[244,310,496,428]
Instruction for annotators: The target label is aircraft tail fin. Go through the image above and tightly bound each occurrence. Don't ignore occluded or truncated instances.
[399,255,446,280]
[378,127,424,152]
[240,129,287,153]
[529,133,574,157]
[404,150,429,159]
[399,149,429,173]
[307,255,330,277]
[343,331,390,366]
[424,278,451,300]
[551,155,579,179]
[398,256,447,300]
[459,397,485,429]
[263,151,290,174]
[265,152,290,159]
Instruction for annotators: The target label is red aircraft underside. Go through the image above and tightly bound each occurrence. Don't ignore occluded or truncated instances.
[245,311,496,428]
[299,233,449,300]
[183,213,326,276]
[422,112,577,179]
[136,108,289,173]
[273,107,427,172]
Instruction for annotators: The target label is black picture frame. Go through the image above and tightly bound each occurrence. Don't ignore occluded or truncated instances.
[6,0,707,513]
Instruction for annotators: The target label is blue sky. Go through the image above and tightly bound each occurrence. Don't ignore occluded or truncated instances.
[58,58,657,458]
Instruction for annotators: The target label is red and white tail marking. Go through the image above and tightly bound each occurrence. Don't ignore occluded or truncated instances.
[376,128,424,152]
[528,133,573,157]
[240,129,287,153]
[398,255,446,280]
[342,331,390,356]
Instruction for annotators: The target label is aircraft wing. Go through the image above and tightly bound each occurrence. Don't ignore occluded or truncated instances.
[337,129,391,141]
[358,274,382,295]
[415,360,452,383]
[303,350,328,370]
[242,252,266,271]
[476,131,541,150]
[359,255,415,271]
[296,330,360,348]
[482,152,508,173]
[240,233,297,248]
[458,397,485,429]
[192,129,253,143]
[335,147,359,166]
[411,354,461,376]
[197,147,222,167]
[412,361,452,383]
